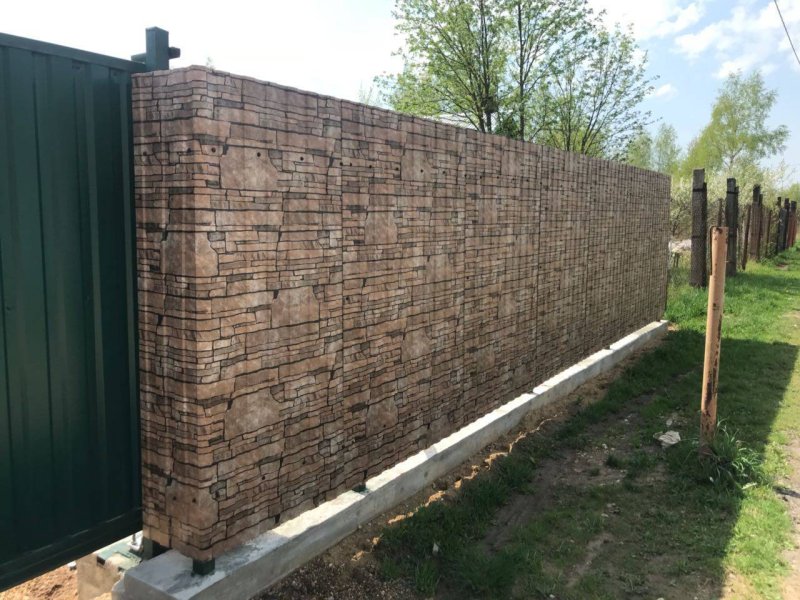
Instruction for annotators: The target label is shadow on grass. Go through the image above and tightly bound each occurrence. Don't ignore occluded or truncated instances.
[375,326,799,599]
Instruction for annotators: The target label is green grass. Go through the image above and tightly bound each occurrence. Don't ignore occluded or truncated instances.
[375,248,800,599]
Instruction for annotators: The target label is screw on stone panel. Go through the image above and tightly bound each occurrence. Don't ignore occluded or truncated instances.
[193,558,215,576]
[131,27,181,71]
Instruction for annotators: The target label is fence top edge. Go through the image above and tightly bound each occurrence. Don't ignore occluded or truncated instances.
[0,31,146,74]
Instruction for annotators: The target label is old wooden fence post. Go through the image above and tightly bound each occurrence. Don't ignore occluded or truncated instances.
[765,205,773,257]
[725,179,738,276]
[776,198,786,253]
[690,169,707,287]
[701,226,728,451]
[742,203,751,271]
[783,198,791,250]
[752,189,763,261]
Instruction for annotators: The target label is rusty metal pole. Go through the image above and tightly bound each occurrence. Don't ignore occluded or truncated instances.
[700,227,728,451]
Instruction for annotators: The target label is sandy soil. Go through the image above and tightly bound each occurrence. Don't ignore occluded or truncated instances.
[0,567,77,600]
[780,439,800,600]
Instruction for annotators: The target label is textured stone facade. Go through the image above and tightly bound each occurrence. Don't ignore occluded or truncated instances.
[132,66,669,561]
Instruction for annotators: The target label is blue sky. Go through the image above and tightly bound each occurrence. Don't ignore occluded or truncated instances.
[613,0,800,174]
[4,0,799,176]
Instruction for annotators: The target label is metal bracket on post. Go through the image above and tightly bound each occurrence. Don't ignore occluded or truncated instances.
[192,558,215,576]
[138,537,168,560]
[131,27,180,71]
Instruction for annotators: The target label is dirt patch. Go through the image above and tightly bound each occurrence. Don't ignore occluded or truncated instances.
[566,532,615,588]
[780,439,800,600]
[480,387,665,557]
[0,567,77,600]
[258,560,413,600]
[259,338,663,599]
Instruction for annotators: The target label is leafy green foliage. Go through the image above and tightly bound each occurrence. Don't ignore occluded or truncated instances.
[626,124,682,175]
[506,0,593,141]
[679,71,792,215]
[652,123,682,175]
[626,129,653,169]
[677,423,769,490]
[378,0,509,132]
[684,72,789,174]
[533,25,653,159]
[626,124,688,234]
[378,0,653,159]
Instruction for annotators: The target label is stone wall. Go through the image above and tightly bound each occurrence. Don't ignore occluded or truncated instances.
[132,66,670,561]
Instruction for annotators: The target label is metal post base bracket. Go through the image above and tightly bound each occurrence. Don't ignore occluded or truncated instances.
[192,559,215,576]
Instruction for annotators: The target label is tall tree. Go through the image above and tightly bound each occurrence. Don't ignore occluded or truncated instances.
[653,124,686,235]
[626,124,681,174]
[626,129,653,169]
[783,182,800,201]
[625,123,686,233]
[379,1,653,159]
[652,124,682,175]
[533,26,654,159]
[506,0,592,141]
[684,72,789,173]
[379,0,509,132]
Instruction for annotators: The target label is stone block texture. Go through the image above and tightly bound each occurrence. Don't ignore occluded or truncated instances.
[132,66,670,561]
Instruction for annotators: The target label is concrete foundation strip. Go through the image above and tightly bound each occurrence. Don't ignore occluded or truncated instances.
[116,319,668,600]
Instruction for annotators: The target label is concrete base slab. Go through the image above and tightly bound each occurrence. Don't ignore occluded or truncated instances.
[116,320,668,600]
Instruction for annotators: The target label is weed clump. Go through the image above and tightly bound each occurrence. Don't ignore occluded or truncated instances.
[679,423,769,490]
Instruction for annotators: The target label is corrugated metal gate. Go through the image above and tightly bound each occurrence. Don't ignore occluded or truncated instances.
[0,33,144,590]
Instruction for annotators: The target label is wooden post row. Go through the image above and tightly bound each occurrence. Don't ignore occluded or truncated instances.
[700,227,728,450]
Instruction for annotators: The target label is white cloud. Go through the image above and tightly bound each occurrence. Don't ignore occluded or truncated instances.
[675,0,800,76]
[588,0,705,40]
[650,83,678,99]
[674,21,723,58]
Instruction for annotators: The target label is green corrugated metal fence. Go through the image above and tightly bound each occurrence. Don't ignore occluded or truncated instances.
[0,33,143,590]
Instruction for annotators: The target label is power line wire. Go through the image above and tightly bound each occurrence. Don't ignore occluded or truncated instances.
[774,0,800,69]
